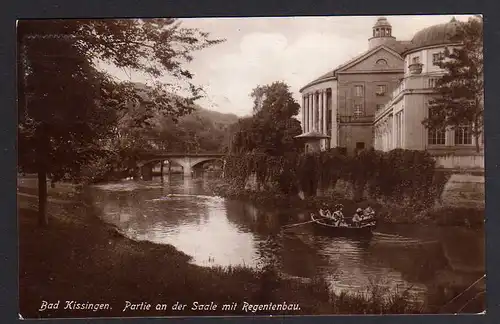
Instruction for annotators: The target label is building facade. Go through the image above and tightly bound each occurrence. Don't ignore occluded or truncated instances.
[373,18,484,169]
[299,17,410,154]
[298,16,483,170]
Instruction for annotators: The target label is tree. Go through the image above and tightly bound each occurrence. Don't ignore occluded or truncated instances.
[231,81,302,155]
[135,105,236,154]
[423,16,483,152]
[18,19,224,226]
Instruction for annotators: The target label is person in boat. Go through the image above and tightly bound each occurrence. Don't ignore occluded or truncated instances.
[332,204,345,226]
[319,202,332,219]
[363,206,375,220]
[352,208,363,227]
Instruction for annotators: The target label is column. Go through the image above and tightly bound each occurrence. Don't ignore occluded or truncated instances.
[330,89,338,148]
[446,126,454,146]
[312,92,317,131]
[322,90,327,135]
[308,94,313,132]
[318,91,323,133]
[304,94,308,132]
[401,111,405,148]
[392,114,396,150]
[302,95,306,132]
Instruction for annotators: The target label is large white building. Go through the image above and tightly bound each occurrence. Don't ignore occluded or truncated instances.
[298,16,483,170]
[373,17,484,169]
[299,17,410,154]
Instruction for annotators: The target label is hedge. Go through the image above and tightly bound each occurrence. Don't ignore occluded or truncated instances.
[223,148,444,208]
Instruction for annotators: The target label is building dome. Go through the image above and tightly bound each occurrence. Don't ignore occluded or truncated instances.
[374,17,392,28]
[369,16,396,49]
[406,18,460,52]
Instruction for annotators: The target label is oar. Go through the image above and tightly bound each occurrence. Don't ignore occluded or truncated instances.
[281,219,315,229]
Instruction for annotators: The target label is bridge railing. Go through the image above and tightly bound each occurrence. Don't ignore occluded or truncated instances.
[138,150,226,157]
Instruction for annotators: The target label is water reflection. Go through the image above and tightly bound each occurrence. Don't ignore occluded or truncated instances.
[88,174,485,306]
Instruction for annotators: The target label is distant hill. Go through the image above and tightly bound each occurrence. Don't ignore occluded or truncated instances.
[171,106,238,152]
[185,106,239,128]
[126,82,239,152]
[131,82,238,126]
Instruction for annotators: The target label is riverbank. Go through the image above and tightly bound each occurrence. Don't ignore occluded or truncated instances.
[208,179,484,229]
[19,184,427,318]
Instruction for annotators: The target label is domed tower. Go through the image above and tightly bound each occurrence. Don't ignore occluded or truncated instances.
[406,17,460,53]
[369,17,396,49]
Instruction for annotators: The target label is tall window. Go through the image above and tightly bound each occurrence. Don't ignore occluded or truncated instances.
[376,84,387,96]
[354,104,364,118]
[427,105,445,145]
[376,104,384,111]
[428,78,438,88]
[428,128,446,145]
[354,85,364,97]
[432,52,445,66]
[455,125,473,145]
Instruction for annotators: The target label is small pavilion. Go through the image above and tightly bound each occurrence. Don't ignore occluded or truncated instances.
[294,131,330,153]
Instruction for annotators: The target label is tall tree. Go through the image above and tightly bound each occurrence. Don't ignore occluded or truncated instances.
[231,81,302,155]
[18,19,224,226]
[423,16,483,152]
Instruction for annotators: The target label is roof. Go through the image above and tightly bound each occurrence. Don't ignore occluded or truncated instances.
[403,18,461,54]
[390,40,413,54]
[300,44,404,92]
[374,17,391,28]
[294,131,330,139]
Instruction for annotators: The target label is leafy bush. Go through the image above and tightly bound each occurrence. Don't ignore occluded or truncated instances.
[223,148,440,209]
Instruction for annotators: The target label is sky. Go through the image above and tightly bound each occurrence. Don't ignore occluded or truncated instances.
[100,15,473,117]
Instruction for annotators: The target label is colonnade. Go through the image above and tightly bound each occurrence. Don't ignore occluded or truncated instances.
[301,89,329,134]
[374,114,393,151]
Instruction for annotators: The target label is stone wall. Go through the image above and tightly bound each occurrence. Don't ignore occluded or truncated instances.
[440,173,485,208]
[325,173,485,210]
[434,154,484,170]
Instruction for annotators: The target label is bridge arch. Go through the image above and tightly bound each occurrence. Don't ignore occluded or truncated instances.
[137,152,226,178]
[169,156,223,176]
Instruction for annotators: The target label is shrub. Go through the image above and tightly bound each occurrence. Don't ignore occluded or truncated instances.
[222,148,441,209]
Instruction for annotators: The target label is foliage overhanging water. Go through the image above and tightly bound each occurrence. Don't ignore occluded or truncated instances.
[88,173,485,309]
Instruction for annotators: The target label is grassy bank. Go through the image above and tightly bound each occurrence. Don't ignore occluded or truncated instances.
[208,179,484,229]
[19,187,426,318]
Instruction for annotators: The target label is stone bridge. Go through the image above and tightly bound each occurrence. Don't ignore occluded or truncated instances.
[137,151,226,179]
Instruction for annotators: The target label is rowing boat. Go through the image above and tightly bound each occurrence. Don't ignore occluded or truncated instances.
[310,213,376,236]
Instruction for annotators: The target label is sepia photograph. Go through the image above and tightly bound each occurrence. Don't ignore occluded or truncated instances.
[17,14,485,318]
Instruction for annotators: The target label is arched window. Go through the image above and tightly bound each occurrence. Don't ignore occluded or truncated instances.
[427,105,446,145]
[376,59,388,65]
[455,125,473,145]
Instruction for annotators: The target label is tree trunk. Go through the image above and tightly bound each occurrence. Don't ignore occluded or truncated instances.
[36,126,49,227]
[474,104,482,153]
[160,160,164,182]
[37,162,48,227]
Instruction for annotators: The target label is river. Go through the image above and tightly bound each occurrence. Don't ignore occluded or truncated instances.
[87,173,485,311]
